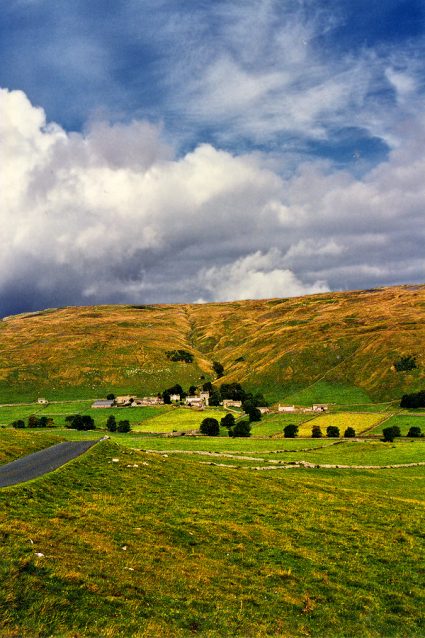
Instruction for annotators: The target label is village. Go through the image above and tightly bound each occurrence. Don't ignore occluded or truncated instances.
[86,392,329,414]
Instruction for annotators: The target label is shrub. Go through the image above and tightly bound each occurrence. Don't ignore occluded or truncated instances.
[106,393,115,400]
[284,424,299,438]
[12,419,25,429]
[213,361,224,378]
[394,355,417,372]
[344,427,356,438]
[166,350,193,363]
[407,426,422,437]
[221,413,235,429]
[117,420,131,433]
[326,426,340,438]
[311,425,322,438]
[106,415,117,432]
[200,417,219,436]
[229,420,251,437]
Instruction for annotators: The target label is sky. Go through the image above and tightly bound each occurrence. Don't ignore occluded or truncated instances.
[1,0,425,316]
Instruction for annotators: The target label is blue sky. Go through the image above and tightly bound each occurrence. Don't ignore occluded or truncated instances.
[1,0,424,314]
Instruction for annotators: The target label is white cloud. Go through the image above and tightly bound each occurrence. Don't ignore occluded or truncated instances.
[1,86,425,316]
[200,250,329,301]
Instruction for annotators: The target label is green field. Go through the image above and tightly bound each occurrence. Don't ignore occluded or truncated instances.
[0,430,424,637]
[133,407,227,433]
[250,412,314,437]
[0,401,172,428]
[283,381,373,406]
[368,413,425,436]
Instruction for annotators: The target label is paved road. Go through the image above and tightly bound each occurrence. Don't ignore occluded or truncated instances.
[0,440,100,488]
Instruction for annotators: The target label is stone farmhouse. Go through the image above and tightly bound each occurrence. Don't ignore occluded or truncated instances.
[222,399,242,409]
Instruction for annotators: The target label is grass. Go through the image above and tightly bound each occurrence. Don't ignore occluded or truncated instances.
[283,381,373,406]
[251,412,315,436]
[368,413,425,436]
[0,429,64,464]
[132,407,227,433]
[0,433,423,637]
[0,401,172,428]
[304,412,387,436]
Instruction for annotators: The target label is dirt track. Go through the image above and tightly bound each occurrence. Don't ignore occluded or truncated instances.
[0,440,100,488]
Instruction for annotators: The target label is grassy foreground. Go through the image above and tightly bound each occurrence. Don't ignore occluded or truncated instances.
[0,432,424,637]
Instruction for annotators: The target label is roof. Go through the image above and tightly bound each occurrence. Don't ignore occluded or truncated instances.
[91,400,114,408]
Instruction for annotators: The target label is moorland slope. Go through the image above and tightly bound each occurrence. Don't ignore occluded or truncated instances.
[0,284,424,402]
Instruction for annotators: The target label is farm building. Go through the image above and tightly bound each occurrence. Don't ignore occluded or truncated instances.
[37,397,49,405]
[278,405,296,412]
[312,404,329,412]
[170,394,181,402]
[222,400,242,408]
[185,396,204,407]
[92,399,114,408]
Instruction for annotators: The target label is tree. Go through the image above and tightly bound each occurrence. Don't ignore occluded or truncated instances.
[81,415,95,430]
[326,426,340,438]
[106,393,115,400]
[71,415,84,431]
[117,420,131,433]
[220,383,246,401]
[213,361,224,378]
[229,420,251,437]
[27,415,39,428]
[200,417,219,436]
[106,415,117,432]
[221,413,235,429]
[344,427,356,438]
[400,390,425,409]
[202,381,213,392]
[189,385,197,395]
[284,424,299,438]
[208,388,221,406]
[311,425,322,438]
[12,419,25,429]
[38,416,49,428]
[382,425,401,442]
[247,407,262,422]
[407,425,422,437]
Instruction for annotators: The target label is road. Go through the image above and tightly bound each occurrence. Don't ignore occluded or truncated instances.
[0,440,100,488]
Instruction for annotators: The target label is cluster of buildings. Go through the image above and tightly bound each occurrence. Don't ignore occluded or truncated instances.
[278,404,329,413]
[91,391,212,409]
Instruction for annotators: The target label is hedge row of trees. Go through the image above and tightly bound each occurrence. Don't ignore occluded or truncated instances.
[12,415,54,429]
[200,415,252,437]
[400,390,425,408]
[283,423,422,440]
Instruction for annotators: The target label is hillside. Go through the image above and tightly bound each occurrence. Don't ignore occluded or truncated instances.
[0,284,425,403]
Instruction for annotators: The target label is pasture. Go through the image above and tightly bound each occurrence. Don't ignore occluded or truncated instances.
[367,412,425,436]
[304,412,386,436]
[0,430,424,637]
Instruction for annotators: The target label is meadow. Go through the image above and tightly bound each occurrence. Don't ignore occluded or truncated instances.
[367,413,425,436]
[133,407,227,433]
[303,412,387,436]
[0,429,424,637]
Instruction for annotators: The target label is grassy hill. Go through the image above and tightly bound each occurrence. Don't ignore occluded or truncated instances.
[0,284,425,403]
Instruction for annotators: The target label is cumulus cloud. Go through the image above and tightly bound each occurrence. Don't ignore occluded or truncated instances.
[1,87,425,316]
